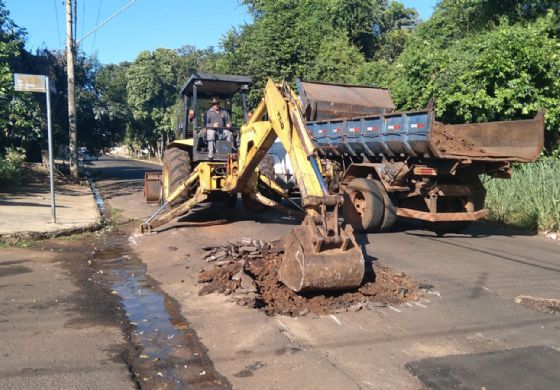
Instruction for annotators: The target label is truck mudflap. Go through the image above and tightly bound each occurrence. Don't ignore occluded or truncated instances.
[396,208,489,222]
[430,111,545,162]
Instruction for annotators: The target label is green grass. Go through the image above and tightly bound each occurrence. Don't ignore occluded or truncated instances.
[0,239,36,249]
[484,160,560,232]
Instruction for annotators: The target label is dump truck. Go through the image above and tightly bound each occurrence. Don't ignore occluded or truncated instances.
[142,73,364,293]
[297,80,545,235]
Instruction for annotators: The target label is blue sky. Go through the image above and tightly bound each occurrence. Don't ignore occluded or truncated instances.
[5,0,437,64]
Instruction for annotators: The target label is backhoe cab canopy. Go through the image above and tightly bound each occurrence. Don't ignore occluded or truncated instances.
[180,72,252,99]
[178,72,252,136]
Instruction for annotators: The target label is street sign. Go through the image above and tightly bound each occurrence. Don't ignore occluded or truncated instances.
[14,73,47,93]
[13,73,57,223]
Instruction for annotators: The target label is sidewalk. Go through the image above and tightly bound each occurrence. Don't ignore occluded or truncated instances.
[0,166,101,238]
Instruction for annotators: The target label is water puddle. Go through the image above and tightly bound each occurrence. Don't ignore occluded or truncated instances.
[91,231,230,389]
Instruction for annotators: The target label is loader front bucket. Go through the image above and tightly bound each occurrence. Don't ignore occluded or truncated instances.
[278,224,365,292]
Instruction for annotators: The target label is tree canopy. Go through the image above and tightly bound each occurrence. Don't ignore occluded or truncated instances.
[2,0,559,157]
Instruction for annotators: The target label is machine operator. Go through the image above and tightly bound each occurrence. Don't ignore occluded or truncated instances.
[206,96,232,159]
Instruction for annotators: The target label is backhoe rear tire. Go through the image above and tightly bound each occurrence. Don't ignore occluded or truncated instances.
[342,178,384,233]
[162,147,192,206]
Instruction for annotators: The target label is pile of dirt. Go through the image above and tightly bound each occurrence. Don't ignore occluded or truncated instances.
[197,239,419,316]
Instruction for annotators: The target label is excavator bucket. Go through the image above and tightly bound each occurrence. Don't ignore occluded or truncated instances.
[278,221,365,292]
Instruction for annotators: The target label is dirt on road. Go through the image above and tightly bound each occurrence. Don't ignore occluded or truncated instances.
[198,239,419,316]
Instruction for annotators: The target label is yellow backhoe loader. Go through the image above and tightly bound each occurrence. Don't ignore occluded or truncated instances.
[141,75,365,293]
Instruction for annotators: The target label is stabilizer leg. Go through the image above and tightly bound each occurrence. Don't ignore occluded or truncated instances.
[141,190,208,233]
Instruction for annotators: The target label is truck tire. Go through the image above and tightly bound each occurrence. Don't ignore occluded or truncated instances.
[422,198,471,236]
[258,155,283,203]
[374,180,397,232]
[162,147,191,206]
[342,178,384,233]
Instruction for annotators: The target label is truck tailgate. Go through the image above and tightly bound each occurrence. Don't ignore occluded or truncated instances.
[431,111,545,162]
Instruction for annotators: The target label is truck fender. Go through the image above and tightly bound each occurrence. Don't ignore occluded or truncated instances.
[341,163,387,192]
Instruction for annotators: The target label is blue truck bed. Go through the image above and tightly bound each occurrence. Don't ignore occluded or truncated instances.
[297,80,543,163]
[308,109,544,162]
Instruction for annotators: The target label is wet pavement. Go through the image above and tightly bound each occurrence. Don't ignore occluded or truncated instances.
[90,229,230,389]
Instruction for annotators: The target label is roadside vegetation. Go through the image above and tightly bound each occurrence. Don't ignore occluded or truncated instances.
[485,158,560,233]
[0,146,25,185]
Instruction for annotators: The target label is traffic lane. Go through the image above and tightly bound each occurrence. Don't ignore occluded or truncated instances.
[367,225,560,301]
[0,245,133,389]
[89,155,161,181]
[89,156,162,220]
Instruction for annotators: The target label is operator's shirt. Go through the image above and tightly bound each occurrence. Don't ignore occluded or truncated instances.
[206,107,231,128]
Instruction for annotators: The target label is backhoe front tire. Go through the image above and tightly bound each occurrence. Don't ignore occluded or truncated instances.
[162,147,192,206]
[342,178,385,233]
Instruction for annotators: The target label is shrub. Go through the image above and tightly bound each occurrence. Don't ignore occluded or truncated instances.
[0,147,26,185]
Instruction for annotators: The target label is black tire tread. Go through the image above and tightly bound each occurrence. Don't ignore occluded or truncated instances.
[163,148,191,205]
[373,180,397,232]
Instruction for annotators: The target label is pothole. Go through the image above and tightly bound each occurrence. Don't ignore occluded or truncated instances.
[197,238,420,316]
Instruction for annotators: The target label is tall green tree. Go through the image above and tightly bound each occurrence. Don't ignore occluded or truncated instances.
[0,0,43,154]
[95,62,132,147]
[221,0,416,105]
[388,10,560,151]
[126,48,183,155]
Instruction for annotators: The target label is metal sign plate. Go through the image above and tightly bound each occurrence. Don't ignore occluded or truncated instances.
[14,73,47,93]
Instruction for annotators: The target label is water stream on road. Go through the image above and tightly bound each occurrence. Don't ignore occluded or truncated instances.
[91,230,230,389]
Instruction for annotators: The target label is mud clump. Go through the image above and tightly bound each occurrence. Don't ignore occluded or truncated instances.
[197,239,419,316]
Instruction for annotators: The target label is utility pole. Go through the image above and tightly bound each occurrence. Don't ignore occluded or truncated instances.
[66,0,78,179]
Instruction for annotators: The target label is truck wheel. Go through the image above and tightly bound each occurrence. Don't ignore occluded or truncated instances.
[374,180,397,232]
[342,178,384,233]
[423,198,471,236]
[162,147,191,205]
[427,221,472,237]
[258,155,282,203]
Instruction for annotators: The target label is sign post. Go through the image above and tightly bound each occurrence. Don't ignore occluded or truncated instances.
[14,73,56,223]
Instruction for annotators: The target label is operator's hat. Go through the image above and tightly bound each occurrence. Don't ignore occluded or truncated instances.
[210,96,220,104]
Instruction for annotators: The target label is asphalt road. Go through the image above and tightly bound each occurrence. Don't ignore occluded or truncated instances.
[0,237,134,389]
[91,156,560,390]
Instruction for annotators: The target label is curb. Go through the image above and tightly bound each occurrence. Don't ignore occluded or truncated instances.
[85,170,107,218]
[0,221,106,244]
[110,155,162,166]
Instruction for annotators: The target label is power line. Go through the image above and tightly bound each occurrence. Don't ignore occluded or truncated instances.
[52,0,62,47]
[73,0,78,44]
[81,0,86,39]
[78,0,135,45]
[91,0,103,55]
